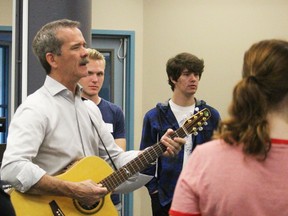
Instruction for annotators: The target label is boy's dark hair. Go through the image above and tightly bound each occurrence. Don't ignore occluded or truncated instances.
[166,52,204,91]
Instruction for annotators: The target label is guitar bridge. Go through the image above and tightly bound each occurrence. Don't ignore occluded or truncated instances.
[49,200,65,216]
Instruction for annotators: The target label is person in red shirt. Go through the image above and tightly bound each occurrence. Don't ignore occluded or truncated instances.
[170,39,288,216]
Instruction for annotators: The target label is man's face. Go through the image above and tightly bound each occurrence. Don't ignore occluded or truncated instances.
[53,27,88,82]
[79,59,105,97]
[173,69,200,96]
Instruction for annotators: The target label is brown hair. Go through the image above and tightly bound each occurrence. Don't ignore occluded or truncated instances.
[166,52,204,91]
[215,39,288,159]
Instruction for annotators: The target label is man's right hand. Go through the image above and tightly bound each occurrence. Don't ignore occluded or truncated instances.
[71,180,108,206]
[27,174,108,207]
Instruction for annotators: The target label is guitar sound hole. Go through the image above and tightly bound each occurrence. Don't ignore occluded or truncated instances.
[73,198,104,214]
[79,201,100,210]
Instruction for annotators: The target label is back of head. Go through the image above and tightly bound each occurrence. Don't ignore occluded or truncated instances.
[32,19,80,74]
[166,52,204,91]
[242,39,288,104]
[216,39,288,159]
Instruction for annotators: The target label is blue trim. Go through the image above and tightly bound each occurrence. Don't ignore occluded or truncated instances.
[1,46,9,142]
[92,29,135,37]
[92,29,135,216]
[125,31,135,216]
[0,27,12,143]
[0,26,12,42]
[0,26,12,31]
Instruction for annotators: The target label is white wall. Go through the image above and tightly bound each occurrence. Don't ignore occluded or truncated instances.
[143,0,288,120]
[2,0,288,215]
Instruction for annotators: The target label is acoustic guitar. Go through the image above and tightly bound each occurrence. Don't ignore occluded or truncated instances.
[10,108,211,216]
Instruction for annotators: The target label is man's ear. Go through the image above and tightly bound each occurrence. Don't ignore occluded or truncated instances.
[46,53,57,69]
[169,76,177,84]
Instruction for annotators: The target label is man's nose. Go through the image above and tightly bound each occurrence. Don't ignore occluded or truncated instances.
[91,73,99,81]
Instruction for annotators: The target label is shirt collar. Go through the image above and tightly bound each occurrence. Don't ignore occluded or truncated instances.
[44,75,82,97]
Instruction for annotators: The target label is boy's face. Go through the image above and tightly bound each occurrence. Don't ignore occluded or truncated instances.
[79,59,105,97]
[173,69,200,95]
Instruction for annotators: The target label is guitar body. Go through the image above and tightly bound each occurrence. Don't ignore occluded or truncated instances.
[10,156,118,216]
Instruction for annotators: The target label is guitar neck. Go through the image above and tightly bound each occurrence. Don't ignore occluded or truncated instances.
[99,126,187,192]
[99,108,210,192]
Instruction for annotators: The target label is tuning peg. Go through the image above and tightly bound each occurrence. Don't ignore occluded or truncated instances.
[198,127,203,131]
[203,122,208,126]
[193,132,198,136]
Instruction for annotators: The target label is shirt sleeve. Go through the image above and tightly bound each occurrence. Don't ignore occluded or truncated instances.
[1,103,46,192]
[139,112,159,194]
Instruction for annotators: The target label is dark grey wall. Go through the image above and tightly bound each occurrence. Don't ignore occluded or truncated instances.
[21,0,92,99]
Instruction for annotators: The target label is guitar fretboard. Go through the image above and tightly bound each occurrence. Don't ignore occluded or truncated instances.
[99,108,211,192]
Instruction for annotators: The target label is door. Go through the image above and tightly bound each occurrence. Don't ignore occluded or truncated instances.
[92,36,127,109]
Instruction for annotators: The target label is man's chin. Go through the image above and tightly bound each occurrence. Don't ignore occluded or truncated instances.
[87,90,99,96]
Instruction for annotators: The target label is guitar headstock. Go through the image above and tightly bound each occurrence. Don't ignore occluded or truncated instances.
[182,108,211,136]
